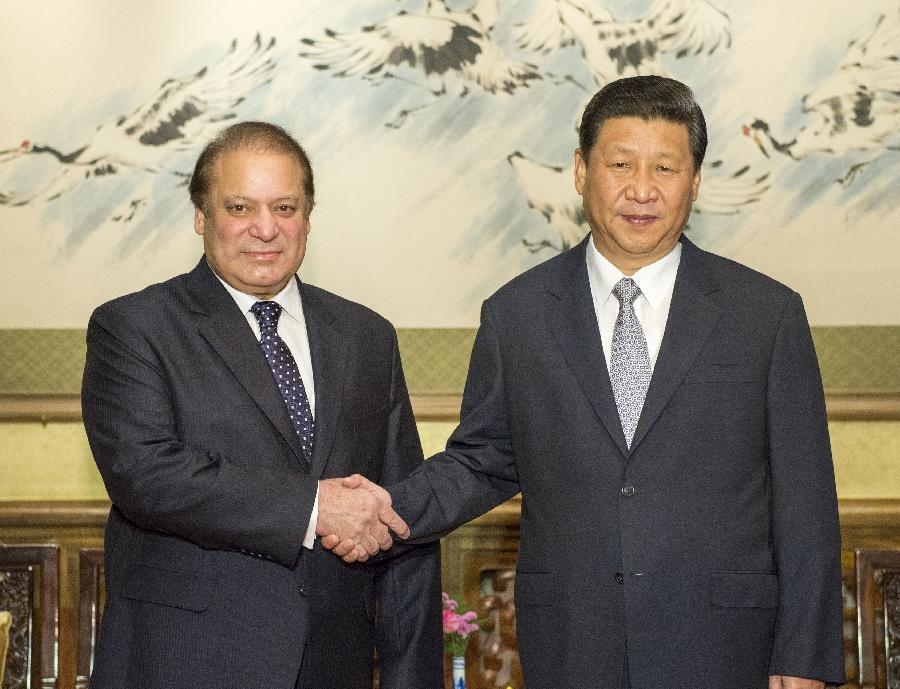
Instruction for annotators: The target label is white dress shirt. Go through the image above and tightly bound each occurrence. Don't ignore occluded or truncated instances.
[585,240,682,373]
[215,273,319,548]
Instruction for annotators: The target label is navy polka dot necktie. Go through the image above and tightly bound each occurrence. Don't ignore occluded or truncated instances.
[250,301,314,463]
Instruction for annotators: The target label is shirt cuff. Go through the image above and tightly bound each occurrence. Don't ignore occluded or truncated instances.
[303,485,319,549]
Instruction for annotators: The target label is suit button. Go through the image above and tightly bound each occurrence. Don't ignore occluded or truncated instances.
[621,484,635,496]
[615,572,624,584]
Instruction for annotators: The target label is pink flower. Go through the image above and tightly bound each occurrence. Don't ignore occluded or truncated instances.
[442,592,458,611]
[457,611,479,638]
[443,610,461,634]
[442,592,480,654]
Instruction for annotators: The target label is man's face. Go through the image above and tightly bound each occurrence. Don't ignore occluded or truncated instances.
[574,116,701,274]
[194,149,310,299]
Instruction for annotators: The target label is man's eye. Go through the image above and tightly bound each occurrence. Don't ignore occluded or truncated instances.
[658,166,673,173]
[229,204,246,213]
[275,205,296,214]
[611,162,628,168]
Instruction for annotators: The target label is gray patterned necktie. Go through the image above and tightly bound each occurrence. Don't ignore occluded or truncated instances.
[610,278,652,448]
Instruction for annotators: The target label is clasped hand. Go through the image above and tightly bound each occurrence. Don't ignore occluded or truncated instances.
[316,474,407,563]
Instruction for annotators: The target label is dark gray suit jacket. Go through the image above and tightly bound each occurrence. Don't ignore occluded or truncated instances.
[82,257,442,689]
[391,236,844,689]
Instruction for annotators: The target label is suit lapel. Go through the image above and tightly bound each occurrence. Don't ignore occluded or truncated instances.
[548,238,630,458]
[629,237,722,452]
[185,258,307,465]
[301,283,347,479]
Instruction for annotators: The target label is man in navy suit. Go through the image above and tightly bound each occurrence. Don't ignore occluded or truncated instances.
[329,76,846,689]
[82,121,442,689]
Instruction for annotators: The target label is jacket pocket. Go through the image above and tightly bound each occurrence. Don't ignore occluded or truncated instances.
[514,570,551,607]
[121,563,215,612]
[708,570,778,608]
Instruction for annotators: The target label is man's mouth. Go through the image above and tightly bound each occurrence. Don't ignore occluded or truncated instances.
[621,215,657,227]
[245,250,281,260]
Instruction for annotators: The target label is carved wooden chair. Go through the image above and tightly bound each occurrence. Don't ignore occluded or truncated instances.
[76,548,106,689]
[0,609,12,685]
[474,568,522,689]
[474,556,900,689]
[0,544,58,689]
[852,548,900,689]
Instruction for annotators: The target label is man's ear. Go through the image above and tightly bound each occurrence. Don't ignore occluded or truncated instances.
[194,207,205,236]
[691,168,701,202]
[574,148,587,196]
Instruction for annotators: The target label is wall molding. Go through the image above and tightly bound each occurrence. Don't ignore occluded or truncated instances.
[824,391,900,421]
[2,326,899,395]
[0,498,898,529]
[0,394,84,423]
[0,500,110,527]
[3,391,900,423]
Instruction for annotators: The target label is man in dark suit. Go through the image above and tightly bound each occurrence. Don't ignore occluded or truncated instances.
[81,121,442,689]
[331,76,846,688]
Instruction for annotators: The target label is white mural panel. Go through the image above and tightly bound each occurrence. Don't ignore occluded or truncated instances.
[1,0,897,327]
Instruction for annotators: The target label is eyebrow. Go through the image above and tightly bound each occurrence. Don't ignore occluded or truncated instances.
[223,194,301,203]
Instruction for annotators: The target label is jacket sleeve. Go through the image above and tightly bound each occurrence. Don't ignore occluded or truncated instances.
[374,329,443,689]
[765,292,846,686]
[81,300,317,568]
[389,300,521,541]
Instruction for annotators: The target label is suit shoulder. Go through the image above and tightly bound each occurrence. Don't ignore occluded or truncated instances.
[89,272,191,325]
[486,245,576,306]
[694,244,796,302]
[301,283,395,334]
[685,242,809,335]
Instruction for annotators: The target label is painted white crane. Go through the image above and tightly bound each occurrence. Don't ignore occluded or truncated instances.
[298,0,540,120]
[0,34,276,207]
[507,150,769,253]
[514,0,613,55]
[744,7,900,184]
[507,152,588,252]
[516,0,730,85]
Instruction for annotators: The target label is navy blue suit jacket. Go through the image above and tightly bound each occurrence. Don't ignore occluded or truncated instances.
[82,257,442,689]
[392,236,845,689]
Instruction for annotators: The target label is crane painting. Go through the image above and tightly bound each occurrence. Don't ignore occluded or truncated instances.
[0,35,276,212]
[298,0,542,127]
[744,7,900,185]
[0,0,897,328]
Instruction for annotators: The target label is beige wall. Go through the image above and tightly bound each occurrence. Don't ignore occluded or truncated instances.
[1,420,896,501]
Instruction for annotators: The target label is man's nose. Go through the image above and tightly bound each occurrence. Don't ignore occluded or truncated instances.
[250,208,278,239]
[625,170,658,203]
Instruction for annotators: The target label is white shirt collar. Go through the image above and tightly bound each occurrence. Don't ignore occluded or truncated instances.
[586,238,682,310]
[213,272,304,325]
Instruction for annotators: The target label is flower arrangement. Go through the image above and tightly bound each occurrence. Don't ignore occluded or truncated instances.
[442,592,480,656]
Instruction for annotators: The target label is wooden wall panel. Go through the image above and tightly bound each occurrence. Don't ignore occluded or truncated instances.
[0,499,897,689]
[441,498,900,689]
[0,544,59,689]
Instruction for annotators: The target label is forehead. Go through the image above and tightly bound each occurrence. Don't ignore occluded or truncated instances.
[594,117,691,156]
[210,148,304,195]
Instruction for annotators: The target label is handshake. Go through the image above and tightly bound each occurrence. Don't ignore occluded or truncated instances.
[315,474,408,563]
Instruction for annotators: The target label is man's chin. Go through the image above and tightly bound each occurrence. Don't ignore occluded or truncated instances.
[620,231,681,255]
